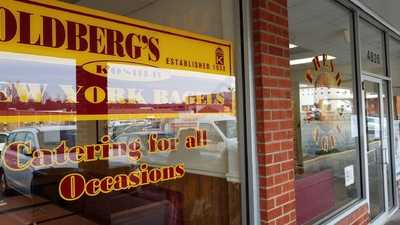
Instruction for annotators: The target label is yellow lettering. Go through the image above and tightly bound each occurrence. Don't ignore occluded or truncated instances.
[14,83,46,103]
[59,85,83,103]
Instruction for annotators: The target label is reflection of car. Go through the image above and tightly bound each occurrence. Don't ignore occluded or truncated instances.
[0,133,8,152]
[109,121,132,139]
[194,116,239,182]
[139,116,240,182]
[367,116,380,140]
[0,126,78,196]
[0,126,181,225]
[109,120,159,139]
[111,131,174,168]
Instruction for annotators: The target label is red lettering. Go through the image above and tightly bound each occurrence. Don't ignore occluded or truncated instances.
[42,16,65,48]
[59,173,85,201]
[113,174,128,191]
[100,176,114,193]
[148,37,160,61]
[85,179,101,196]
[125,33,141,59]
[55,141,67,164]
[175,164,185,177]
[162,167,175,180]
[106,29,124,57]
[0,7,17,42]
[148,134,157,153]
[140,164,149,185]
[128,172,141,187]
[89,25,106,54]
[3,142,31,171]
[66,21,88,51]
[18,11,41,45]
[128,139,142,161]
[149,168,162,183]
[67,146,85,162]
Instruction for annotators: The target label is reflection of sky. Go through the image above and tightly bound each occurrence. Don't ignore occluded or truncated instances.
[0,52,76,101]
[0,52,235,104]
[107,64,235,104]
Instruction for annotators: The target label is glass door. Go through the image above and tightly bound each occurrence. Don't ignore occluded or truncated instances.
[364,80,385,220]
[362,78,392,222]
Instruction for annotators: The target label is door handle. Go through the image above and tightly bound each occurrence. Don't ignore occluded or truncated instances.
[383,148,389,164]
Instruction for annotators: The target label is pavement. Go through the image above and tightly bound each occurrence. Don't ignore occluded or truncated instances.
[386,210,400,225]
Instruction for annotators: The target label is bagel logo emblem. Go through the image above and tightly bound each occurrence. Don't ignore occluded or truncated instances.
[304,54,345,153]
[304,54,342,88]
[216,47,225,65]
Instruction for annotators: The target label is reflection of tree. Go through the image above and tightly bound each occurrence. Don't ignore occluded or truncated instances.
[0,92,7,101]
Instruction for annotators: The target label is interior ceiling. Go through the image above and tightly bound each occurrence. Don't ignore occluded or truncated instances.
[288,0,352,66]
[359,0,400,32]
[61,0,158,16]
[288,0,389,66]
[359,0,400,86]
[288,0,400,84]
[60,0,224,39]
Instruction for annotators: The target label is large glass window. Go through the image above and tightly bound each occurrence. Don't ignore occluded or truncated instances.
[0,1,243,225]
[289,0,361,224]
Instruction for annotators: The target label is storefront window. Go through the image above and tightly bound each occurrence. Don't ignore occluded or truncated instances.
[0,1,242,224]
[289,0,361,224]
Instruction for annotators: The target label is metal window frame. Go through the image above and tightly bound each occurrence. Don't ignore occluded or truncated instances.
[305,2,370,224]
[236,0,260,225]
[309,0,400,224]
[241,0,400,224]
[384,32,398,215]
[348,0,400,220]
[361,76,390,225]
[285,0,400,224]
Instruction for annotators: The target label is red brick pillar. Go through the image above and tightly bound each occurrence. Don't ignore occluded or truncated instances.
[252,0,296,224]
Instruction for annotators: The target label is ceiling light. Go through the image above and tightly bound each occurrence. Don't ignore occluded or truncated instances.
[289,43,298,49]
[290,55,336,66]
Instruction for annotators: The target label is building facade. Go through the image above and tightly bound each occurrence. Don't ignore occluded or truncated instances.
[254,0,400,224]
[0,0,399,225]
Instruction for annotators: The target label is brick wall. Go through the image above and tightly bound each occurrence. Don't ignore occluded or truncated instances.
[252,0,296,224]
[336,204,369,225]
[251,0,370,225]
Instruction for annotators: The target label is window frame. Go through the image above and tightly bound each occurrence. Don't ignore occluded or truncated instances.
[0,0,260,224]
[237,0,261,224]
[305,0,400,224]
[289,1,366,223]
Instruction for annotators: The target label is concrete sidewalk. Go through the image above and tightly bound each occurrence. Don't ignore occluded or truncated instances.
[386,210,400,225]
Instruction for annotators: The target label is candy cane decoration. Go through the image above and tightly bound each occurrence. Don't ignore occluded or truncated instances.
[306,54,341,87]
[322,54,327,66]
[336,72,342,87]
[305,69,313,84]
[330,60,335,72]
[313,56,320,71]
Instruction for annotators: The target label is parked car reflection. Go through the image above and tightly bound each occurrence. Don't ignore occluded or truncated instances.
[0,133,8,153]
[0,126,79,197]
